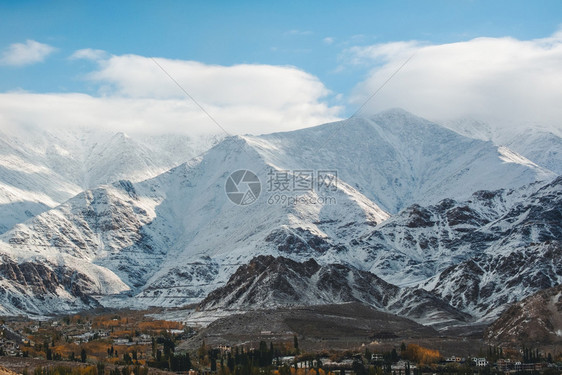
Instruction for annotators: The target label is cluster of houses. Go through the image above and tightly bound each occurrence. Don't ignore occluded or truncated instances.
[273,354,489,371]
[497,359,547,372]
[69,329,109,344]
[113,334,152,346]
[444,356,488,367]
[443,356,555,372]
[244,349,557,374]
[272,355,419,371]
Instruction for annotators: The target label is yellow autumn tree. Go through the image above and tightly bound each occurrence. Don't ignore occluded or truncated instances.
[403,344,440,364]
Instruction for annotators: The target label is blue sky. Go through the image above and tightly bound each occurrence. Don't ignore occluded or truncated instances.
[0,1,561,135]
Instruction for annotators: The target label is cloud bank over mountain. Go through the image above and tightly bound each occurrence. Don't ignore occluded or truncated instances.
[347,29,562,133]
[0,52,343,137]
[2,30,562,137]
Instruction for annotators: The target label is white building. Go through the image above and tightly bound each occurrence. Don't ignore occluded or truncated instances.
[472,358,488,367]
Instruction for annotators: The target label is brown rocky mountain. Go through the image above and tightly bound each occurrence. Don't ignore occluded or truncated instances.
[485,283,562,345]
[197,255,470,326]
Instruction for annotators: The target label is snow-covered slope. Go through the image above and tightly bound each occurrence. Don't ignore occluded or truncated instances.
[348,181,543,286]
[128,135,391,307]
[0,134,389,314]
[0,158,81,235]
[346,175,561,321]
[0,109,557,318]
[442,118,562,175]
[249,109,554,213]
[0,126,219,234]
[504,129,562,175]
[422,177,562,321]
[0,254,128,316]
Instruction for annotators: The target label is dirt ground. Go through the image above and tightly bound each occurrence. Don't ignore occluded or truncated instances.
[0,365,19,375]
[0,357,88,374]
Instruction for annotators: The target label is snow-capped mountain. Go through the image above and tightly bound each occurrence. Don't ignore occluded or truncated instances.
[342,175,561,321]
[0,132,390,315]
[0,126,219,234]
[348,180,547,286]
[197,175,561,324]
[504,129,562,175]
[0,109,557,319]
[250,109,554,214]
[198,255,470,326]
[442,117,562,175]
[422,176,562,321]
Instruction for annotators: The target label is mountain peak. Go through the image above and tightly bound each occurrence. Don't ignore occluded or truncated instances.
[370,107,418,119]
[114,131,129,138]
[368,108,453,134]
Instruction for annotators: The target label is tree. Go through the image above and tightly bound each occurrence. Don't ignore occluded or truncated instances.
[198,341,207,361]
[211,358,217,372]
[258,341,269,367]
[227,352,234,371]
[81,348,87,363]
[353,360,367,375]
[163,338,175,357]
[294,336,299,354]
[170,353,191,372]
[43,341,51,360]
[391,349,398,363]
[365,348,372,362]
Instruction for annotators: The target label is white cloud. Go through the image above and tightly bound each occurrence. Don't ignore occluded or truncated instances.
[0,54,343,136]
[0,92,341,137]
[323,37,334,45]
[344,41,421,65]
[88,55,331,107]
[0,40,56,66]
[70,48,108,61]
[347,31,562,131]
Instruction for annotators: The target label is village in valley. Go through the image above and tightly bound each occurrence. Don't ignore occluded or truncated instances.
[0,309,560,375]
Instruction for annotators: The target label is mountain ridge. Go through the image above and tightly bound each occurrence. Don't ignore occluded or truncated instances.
[197,254,470,326]
[0,109,558,323]
[0,126,220,234]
